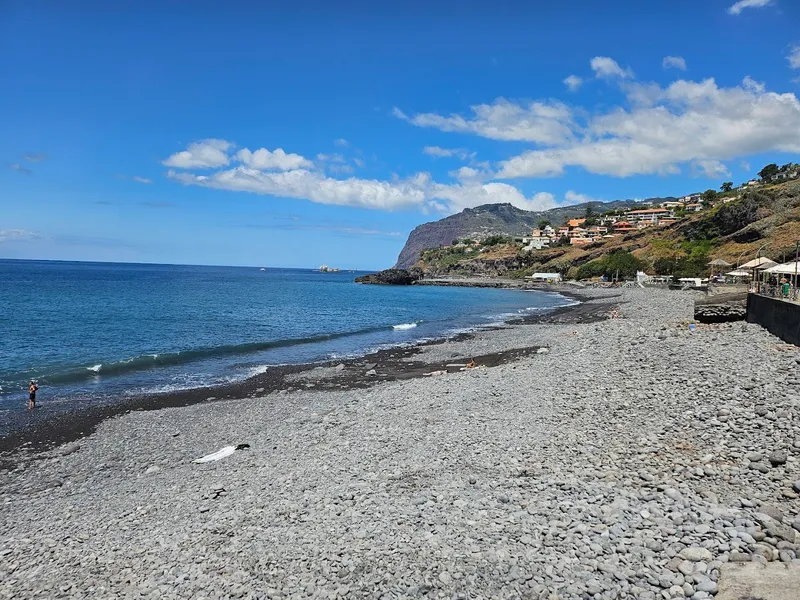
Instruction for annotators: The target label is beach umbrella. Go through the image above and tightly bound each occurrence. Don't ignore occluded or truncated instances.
[707,258,732,267]
[725,270,751,277]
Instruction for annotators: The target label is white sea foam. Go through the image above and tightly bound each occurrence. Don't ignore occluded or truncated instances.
[87,364,102,373]
[392,323,418,330]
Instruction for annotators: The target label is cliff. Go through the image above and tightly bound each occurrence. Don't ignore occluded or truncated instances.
[393,199,653,269]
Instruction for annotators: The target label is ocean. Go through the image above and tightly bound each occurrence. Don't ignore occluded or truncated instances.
[0,260,574,428]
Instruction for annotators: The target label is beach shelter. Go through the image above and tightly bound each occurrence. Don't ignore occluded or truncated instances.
[739,257,777,270]
[725,270,751,278]
[763,261,800,275]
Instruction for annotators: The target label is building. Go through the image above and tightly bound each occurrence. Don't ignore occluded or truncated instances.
[625,208,673,224]
[613,221,636,233]
[525,237,550,250]
[570,236,592,246]
[661,201,685,210]
[658,218,679,227]
[685,203,702,212]
[566,218,586,229]
[527,273,562,283]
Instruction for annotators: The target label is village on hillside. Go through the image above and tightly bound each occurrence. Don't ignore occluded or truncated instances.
[518,162,800,252]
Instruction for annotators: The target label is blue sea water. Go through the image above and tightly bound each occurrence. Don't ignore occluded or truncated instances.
[0,260,573,421]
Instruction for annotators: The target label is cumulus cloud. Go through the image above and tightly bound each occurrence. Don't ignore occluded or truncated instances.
[563,75,583,91]
[590,57,634,79]
[727,0,772,15]
[334,138,349,147]
[236,147,313,171]
[168,167,431,211]
[163,139,233,169]
[0,229,40,243]
[353,158,365,168]
[662,56,687,71]
[789,45,800,69]
[395,98,575,144]
[164,141,581,214]
[132,176,153,184]
[496,77,800,179]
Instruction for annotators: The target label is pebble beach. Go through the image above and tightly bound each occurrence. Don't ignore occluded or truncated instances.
[2,288,800,599]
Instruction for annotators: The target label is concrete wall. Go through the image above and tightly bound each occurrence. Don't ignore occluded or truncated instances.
[747,293,800,346]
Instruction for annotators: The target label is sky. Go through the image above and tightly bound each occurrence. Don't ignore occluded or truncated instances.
[1,0,800,269]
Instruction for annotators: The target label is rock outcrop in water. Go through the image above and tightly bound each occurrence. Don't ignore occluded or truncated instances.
[354,268,421,285]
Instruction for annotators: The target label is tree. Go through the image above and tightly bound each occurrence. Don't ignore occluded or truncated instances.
[537,219,551,230]
[701,189,717,206]
[758,163,780,182]
[720,181,733,193]
[584,204,598,226]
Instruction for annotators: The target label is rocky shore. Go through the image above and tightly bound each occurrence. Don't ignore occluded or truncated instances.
[2,288,800,599]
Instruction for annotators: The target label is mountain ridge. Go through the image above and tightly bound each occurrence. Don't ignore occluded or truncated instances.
[393,199,668,269]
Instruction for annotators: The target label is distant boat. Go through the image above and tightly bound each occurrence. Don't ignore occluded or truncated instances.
[260,268,266,271]
[319,265,341,273]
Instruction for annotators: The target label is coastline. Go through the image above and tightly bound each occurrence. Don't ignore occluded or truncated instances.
[4,287,800,599]
[0,286,603,461]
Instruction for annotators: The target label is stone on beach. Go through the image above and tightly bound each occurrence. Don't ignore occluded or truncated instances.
[3,287,800,599]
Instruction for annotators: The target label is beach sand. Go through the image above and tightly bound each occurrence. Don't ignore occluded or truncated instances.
[2,288,800,599]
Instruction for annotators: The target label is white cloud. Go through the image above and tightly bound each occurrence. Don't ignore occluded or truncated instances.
[328,164,354,175]
[168,167,431,211]
[334,138,349,147]
[789,46,800,69]
[428,182,561,213]
[236,147,313,171]
[353,158,365,168]
[691,159,731,178]
[395,99,575,144]
[564,191,602,205]
[165,142,578,215]
[316,153,346,163]
[662,56,687,71]
[742,75,765,92]
[132,176,153,184]
[22,153,47,162]
[163,139,232,169]
[563,75,583,91]
[423,146,473,159]
[0,229,40,243]
[496,77,800,179]
[590,56,634,79]
[727,0,772,15]
[448,166,481,182]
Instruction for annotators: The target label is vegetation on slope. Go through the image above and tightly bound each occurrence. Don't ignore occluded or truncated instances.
[412,180,800,280]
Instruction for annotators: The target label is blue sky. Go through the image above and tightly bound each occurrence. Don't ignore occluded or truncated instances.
[2,0,799,269]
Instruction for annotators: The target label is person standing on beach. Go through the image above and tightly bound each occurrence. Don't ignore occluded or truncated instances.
[28,381,38,409]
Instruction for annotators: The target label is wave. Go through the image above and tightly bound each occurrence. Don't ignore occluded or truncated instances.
[8,325,395,388]
[392,322,418,330]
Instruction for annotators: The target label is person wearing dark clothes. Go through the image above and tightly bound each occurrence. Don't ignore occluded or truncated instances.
[28,381,38,409]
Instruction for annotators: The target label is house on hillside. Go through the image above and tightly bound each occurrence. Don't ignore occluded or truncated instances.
[557,225,570,237]
[625,208,673,224]
[570,236,592,246]
[613,221,636,233]
[685,203,702,212]
[567,218,586,229]
[661,201,685,210]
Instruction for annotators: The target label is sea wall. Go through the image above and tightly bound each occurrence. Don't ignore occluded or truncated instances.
[747,292,800,346]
